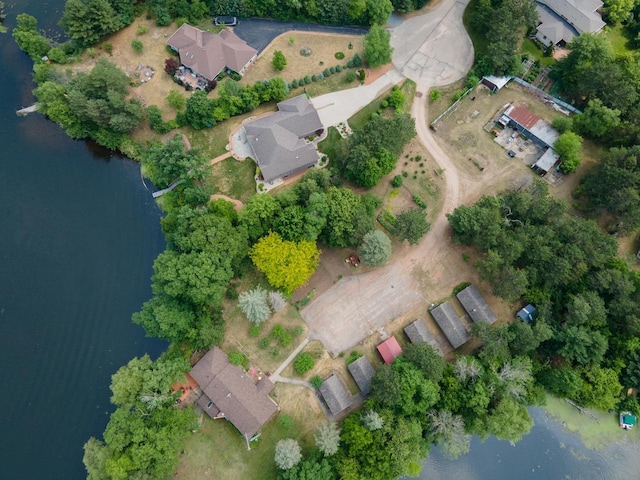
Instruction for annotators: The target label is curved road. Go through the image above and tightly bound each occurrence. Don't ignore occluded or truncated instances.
[300,0,475,355]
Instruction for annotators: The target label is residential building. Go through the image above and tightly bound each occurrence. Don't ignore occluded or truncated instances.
[430,302,470,349]
[347,356,375,395]
[456,285,498,325]
[535,0,605,48]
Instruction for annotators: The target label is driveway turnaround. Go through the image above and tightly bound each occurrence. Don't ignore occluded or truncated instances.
[301,262,427,356]
[233,19,366,53]
[391,0,474,86]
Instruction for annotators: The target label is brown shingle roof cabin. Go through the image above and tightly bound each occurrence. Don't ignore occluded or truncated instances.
[166,24,257,80]
[403,318,442,354]
[456,285,498,325]
[319,373,353,416]
[377,336,403,364]
[429,302,470,349]
[190,348,278,439]
[347,356,375,395]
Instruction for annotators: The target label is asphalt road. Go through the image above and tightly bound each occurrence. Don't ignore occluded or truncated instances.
[233,18,367,52]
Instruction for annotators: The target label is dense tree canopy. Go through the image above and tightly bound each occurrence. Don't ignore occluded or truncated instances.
[364,25,393,68]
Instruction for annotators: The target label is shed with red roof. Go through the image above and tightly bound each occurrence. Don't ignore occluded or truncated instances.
[377,336,403,364]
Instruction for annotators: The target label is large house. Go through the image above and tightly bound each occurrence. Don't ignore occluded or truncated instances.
[535,0,605,48]
[190,348,278,439]
[244,94,324,183]
[166,23,257,80]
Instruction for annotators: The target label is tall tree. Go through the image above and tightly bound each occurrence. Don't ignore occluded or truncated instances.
[60,0,120,46]
[363,25,393,68]
[275,439,303,470]
[315,422,341,456]
[554,131,583,173]
[358,229,392,266]
[238,286,272,324]
[250,232,320,294]
[395,209,430,244]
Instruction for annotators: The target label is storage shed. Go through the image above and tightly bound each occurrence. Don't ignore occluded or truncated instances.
[377,336,403,364]
[430,302,470,349]
[319,373,353,416]
[403,319,442,354]
[347,356,375,395]
[456,285,498,325]
[517,304,538,323]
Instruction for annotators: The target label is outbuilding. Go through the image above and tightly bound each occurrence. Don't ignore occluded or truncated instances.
[376,336,403,365]
[319,373,353,416]
[517,304,538,323]
[347,356,375,395]
[429,302,470,349]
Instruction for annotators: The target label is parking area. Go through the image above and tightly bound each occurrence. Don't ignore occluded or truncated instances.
[493,127,544,166]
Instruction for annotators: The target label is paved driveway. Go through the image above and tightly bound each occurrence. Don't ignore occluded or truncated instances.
[233,19,366,52]
[301,262,427,356]
[391,0,474,86]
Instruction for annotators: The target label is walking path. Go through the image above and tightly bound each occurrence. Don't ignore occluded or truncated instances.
[273,337,310,376]
[301,0,473,355]
[210,151,232,165]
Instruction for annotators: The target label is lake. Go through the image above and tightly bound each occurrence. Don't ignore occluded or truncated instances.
[0,2,166,479]
[1,2,639,479]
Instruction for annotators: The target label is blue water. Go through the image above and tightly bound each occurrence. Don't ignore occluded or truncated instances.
[0,3,166,479]
[2,2,640,480]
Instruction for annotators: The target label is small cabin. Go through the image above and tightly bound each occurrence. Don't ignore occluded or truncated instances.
[516,304,538,323]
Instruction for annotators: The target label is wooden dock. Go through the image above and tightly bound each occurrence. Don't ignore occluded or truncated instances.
[16,104,38,116]
[152,178,184,198]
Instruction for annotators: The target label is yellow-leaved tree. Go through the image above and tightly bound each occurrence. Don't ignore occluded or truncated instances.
[249,232,320,295]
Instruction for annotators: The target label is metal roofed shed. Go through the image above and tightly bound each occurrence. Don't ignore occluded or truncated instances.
[319,373,353,416]
[456,285,498,325]
[517,304,538,323]
[481,75,511,93]
[377,336,403,364]
[403,319,442,354]
[533,148,560,174]
[430,302,470,349]
[347,356,375,395]
[503,104,559,149]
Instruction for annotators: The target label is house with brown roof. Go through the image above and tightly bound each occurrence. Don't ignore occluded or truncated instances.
[166,24,257,80]
[190,348,278,439]
[244,94,324,183]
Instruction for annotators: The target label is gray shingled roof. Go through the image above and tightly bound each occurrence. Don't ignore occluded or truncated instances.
[166,24,257,80]
[403,319,442,353]
[191,348,277,437]
[244,95,323,183]
[536,0,605,35]
[319,373,353,415]
[456,285,498,325]
[347,356,375,395]
[430,302,470,349]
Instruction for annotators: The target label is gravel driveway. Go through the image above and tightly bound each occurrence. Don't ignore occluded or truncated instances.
[233,19,366,53]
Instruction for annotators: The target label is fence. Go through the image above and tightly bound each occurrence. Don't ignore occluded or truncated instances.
[511,77,582,114]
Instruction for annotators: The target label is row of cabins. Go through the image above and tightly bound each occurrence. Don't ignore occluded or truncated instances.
[317,285,498,416]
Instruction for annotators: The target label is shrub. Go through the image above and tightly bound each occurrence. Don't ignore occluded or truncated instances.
[225,284,238,299]
[402,171,408,177]
[164,58,179,76]
[346,350,362,365]
[453,282,472,295]
[413,195,426,209]
[294,352,315,374]
[291,78,299,88]
[335,65,342,72]
[329,66,336,74]
[136,24,149,35]
[273,50,287,71]
[358,69,365,81]
[166,89,185,110]
[346,59,354,68]
[352,53,362,67]
[259,337,270,349]
[249,324,262,338]
[335,51,345,59]
[268,291,287,312]
[345,71,356,82]
[131,39,144,53]
[429,89,440,101]
[102,42,113,55]
[381,100,389,108]
[310,375,323,388]
[277,414,294,429]
[270,347,280,357]
[311,74,318,82]
[392,175,403,187]
[304,75,312,84]
[292,326,304,337]
[323,68,331,77]
[228,350,248,368]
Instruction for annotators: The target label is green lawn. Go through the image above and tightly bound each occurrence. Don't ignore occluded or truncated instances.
[318,127,344,161]
[604,25,634,55]
[207,157,256,203]
[520,39,556,68]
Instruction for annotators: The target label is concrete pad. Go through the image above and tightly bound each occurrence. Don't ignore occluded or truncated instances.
[311,69,404,128]
[301,263,427,356]
[391,0,474,87]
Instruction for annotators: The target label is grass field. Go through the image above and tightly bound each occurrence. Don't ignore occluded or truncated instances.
[520,39,556,68]
[207,157,257,203]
